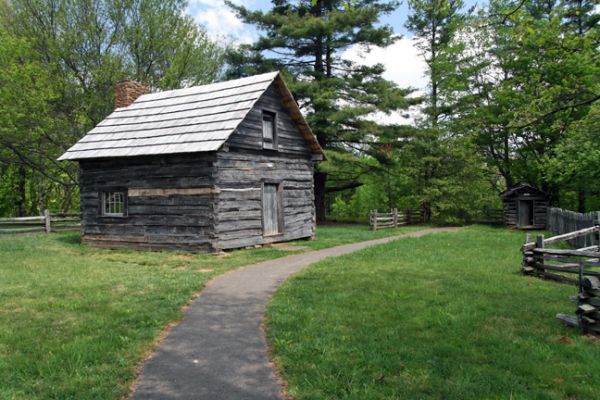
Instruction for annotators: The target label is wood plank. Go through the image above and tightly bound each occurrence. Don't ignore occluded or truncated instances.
[0,227,46,233]
[534,248,600,258]
[0,216,44,222]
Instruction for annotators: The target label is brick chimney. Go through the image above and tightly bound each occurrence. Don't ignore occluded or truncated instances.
[115,80,148,108]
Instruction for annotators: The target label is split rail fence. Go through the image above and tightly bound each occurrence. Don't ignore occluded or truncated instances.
[369,208,422,230]
[521,225,600,334]
[0,210,81,236]
[521,226,600,284]
[547,207,600,248]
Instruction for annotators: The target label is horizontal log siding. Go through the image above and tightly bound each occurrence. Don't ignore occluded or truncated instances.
[79,154,217,251]
[76,82,316,252]
[504,200,517,227]
[214,151,315,250]
[227,84,312,157]
[533,200,549,227]
[214,82,315,249]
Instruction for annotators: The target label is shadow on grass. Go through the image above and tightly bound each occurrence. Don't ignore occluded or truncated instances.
[54,232,81,246]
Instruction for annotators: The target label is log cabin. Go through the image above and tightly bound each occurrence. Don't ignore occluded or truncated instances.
[59,72,324,251]
[500,183,548,229]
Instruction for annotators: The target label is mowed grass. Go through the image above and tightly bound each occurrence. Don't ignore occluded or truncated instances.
[0,224,417,400]
[266,225,600,400]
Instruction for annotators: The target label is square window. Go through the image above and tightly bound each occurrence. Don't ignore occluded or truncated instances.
[262,111,276,150]
[102,191,126,216]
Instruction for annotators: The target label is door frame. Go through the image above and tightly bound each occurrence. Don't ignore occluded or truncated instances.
[517,199,534,228]
[261,180,284,237]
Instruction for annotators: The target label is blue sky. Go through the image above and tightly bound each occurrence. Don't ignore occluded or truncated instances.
[188,0,481,41]
[186,0,480,121]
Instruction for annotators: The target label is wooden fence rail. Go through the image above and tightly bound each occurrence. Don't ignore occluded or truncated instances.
[0,210,81,236]
[521,226,600,284]
[547,207,600,248]
[369,208,422,230]
[474,208,504,225]
[521,225,600,334]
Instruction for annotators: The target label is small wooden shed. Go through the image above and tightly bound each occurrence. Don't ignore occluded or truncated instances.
[59,72,324,251]
[500,183,548,229]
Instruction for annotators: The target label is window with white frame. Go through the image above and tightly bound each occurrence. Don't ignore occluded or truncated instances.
[262,111,276,150]
[102,191,126,216]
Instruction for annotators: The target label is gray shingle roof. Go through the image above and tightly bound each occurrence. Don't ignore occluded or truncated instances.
[58,72,323,160]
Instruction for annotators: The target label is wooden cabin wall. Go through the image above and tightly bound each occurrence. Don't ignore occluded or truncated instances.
[227,84,313,158]
[79,154,217,251]
[503,200,517,227]
[77,81,318,252]
[502,197,548,229]
[214,83,315,250]
[213,151,314,249]
[533,200,548,227]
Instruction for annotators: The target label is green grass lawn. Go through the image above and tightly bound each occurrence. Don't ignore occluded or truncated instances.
[0,224,418,400]
[266,225,600,400]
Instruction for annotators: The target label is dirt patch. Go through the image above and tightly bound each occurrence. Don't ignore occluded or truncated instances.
[558,336,574,345]
[269,243,309,251]
[584,334,600,344]
[196,268,214,273]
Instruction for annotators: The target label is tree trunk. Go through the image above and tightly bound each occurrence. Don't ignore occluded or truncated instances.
[421,201,431,223]
[578,187,586,213]
[16,165,26,217]
[312,0,324,75]
[314,171,327,222]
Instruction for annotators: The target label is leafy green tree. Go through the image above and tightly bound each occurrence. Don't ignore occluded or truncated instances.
[467,0,599,202]
[0,0,226,215]
[403,0,492,220]
[226,0,417,221]
[562,0,600,36]
[406,0,466,127]
[0,31,67,215]
[547,104,600,212]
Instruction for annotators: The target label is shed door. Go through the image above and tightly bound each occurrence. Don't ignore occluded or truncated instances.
[519,200,534,227]
[263,184,281,236]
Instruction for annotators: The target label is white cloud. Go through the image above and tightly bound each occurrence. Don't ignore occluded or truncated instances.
[343,37,429,92]
[185,2,430,125]
[187,0,257,44]
[343,37,429,125]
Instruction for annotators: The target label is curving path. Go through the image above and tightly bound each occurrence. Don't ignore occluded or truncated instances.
[130,227,459,400]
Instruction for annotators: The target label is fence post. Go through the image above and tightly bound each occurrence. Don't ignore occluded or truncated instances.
[597,212,600,246]
[392,208,398,227]
[373,209,378,231]
[522,233,533,274]
[44,209,51,234]
[405,209,411,225]
[535,234,545,275]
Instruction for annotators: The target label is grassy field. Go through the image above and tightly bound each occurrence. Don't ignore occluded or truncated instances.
[0,224,420,400]
[266,225,600,400]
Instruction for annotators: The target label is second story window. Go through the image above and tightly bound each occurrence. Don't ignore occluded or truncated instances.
[262,111,276,150]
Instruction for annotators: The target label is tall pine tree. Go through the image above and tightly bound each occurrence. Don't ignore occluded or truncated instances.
[226,0,417,221]
[405,0,466,127]
[404,0,475,220]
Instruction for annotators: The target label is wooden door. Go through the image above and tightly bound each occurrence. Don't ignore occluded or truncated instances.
[519,200,533,227]
[263,184,280,235]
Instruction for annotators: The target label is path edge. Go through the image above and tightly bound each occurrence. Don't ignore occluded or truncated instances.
[261,227,461,400]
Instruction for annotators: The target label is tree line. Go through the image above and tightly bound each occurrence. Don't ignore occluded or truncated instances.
[0,0,225,216]
[226,0,598,222]
[0,0,598,222]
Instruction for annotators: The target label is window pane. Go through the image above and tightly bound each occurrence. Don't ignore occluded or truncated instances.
[103,191,125,216]
[262,112,274,141]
